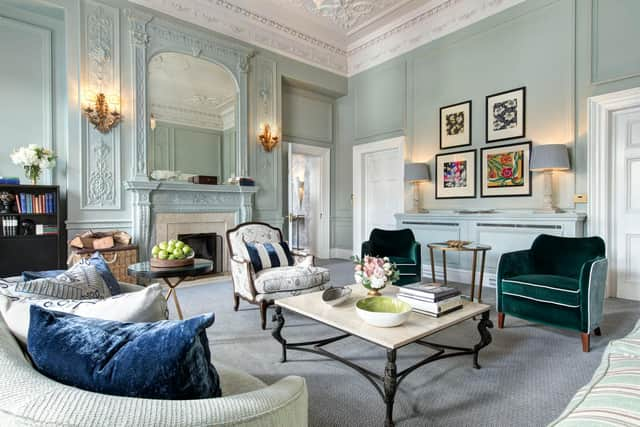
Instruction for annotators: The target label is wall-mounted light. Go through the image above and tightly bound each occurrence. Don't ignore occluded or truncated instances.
[150,113,157,131]
[258,123,279,152]
[83,92,121,134]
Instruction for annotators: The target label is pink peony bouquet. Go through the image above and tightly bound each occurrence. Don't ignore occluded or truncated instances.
[353,255,400,295]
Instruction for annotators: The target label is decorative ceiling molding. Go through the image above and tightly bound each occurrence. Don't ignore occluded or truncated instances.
[129,0,524,76]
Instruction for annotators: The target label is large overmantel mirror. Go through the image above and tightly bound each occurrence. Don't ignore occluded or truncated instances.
[127,10,252,181]
[148,52,237,182]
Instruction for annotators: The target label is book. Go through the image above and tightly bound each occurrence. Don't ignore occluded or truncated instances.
[398,295,463,314]
[398,283,460,301]
[412,304,463,318]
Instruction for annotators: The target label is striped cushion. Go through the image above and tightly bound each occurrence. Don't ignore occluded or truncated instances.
[245,241,294,273]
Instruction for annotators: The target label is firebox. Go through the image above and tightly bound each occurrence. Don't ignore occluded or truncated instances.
[178,232,223,273]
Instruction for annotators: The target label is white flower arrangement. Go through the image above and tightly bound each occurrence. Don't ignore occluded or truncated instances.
[10,145,56,184]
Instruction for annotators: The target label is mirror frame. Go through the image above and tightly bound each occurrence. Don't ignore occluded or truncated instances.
[127,10,252,181]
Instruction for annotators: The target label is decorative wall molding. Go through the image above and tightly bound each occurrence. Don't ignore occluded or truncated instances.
[82,2,121,209]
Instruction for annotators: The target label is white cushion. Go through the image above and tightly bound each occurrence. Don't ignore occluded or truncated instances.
[0,283,168,345]
[254,265,330,294]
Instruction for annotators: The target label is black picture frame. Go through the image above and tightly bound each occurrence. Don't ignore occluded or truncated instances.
[486,86,526,143]
[480,141,532,198]
[439,100,472,150]
[435,149,477,199]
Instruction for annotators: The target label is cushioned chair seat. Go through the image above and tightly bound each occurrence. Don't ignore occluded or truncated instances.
[254,266,330,294]
[502,274,580,307]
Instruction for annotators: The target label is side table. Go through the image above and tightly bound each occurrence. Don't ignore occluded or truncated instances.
[427,242,492,302]
[127,259,213,319]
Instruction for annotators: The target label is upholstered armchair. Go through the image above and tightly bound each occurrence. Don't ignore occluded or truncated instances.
[226,222,330,329]
[361,228,421,286]
[496,234,608,352]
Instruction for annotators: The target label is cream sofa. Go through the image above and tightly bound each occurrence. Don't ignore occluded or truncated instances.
[0,282,308,427]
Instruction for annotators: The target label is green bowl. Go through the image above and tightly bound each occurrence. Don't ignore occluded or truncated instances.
[355,296,412,327]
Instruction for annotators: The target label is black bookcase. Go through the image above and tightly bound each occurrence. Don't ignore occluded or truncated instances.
[0,184,65,276]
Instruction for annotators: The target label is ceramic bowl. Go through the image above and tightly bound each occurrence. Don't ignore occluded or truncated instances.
[322,287,352,306]
[355,296,412,328]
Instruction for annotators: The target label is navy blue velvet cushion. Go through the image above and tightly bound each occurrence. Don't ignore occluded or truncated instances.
[21,252,121,295]
[27,305,221,400]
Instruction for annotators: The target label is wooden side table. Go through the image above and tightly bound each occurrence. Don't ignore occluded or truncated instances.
[427,242,492,302]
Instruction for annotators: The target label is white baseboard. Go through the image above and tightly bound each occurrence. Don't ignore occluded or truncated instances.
[423,265,497,288]
[330,248,353,259]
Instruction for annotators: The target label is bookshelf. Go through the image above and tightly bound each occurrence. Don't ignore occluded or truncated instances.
[0,184,64,276]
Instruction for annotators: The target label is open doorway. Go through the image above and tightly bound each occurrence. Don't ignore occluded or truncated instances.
[287,143,330,259]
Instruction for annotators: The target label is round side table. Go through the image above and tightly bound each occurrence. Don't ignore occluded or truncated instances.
[127,259,213,319]
[427,243,492,302]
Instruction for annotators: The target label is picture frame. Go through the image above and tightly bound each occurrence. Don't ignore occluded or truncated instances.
[440,100,472,149]
[486,87,526,143]
[435,149,477,199]
[480,141,532,198]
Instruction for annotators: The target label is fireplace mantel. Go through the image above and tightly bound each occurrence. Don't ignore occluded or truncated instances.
[125,180,258,259]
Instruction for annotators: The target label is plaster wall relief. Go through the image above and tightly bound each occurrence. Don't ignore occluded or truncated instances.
[81,2,121,209]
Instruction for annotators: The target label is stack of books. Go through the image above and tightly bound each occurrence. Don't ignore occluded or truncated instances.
[397,284,463,317]
[15,193,56,214]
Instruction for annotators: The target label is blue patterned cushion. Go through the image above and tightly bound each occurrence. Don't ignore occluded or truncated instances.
[27,306,221,400]
[245,241,294,272]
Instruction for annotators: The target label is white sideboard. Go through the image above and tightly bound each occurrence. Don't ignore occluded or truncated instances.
[395,211,587,287]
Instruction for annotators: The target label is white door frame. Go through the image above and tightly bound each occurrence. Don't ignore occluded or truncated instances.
[288,143,331,259]
[587,86,640,298]
[352,136,405,252]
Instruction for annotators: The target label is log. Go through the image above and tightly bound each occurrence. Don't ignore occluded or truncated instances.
[92,236,115,250]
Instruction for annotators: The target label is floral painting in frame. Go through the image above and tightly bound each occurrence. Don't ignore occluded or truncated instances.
[480,141,532,197]
[440,100,471,149]
[435,149,476,199]
[486,87,526,143]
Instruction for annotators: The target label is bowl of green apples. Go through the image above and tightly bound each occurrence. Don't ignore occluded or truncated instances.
[149,239,195,268]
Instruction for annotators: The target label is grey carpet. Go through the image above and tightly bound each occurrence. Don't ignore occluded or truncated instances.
[170,260,640,427]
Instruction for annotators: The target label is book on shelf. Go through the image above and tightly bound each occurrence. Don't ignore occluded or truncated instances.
[14,192,56,215]
[398,283,461,302]
[412,304,464,318]
[398,294,463,315]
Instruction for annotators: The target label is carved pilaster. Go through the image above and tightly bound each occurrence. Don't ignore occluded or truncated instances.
[131,188,152,260]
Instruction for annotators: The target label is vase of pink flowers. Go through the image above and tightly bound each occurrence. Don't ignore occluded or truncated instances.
[353,255,400,297]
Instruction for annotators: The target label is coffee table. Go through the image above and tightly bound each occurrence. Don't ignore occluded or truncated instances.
[272,284,492,427]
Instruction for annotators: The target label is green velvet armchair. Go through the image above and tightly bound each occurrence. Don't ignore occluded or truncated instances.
[496,234,608,352]
[361,228,421,286]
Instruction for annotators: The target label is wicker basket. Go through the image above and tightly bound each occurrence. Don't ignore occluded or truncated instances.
[68,245,138,284]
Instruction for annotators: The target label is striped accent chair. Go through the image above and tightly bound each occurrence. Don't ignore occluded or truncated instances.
[226,222,330,329]
[361,228,421,286]
[497,234,607,352]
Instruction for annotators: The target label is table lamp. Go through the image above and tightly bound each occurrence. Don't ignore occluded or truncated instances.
[530,144,570,212]
[405,163,431,213]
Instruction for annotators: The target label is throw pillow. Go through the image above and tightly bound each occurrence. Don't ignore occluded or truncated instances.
[28,306,221,400]
[10,263,111,300]
[245,241,294,272]
[0,283,168,345]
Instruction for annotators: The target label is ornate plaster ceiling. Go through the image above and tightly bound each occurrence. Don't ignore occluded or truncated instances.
[130,0,524,76]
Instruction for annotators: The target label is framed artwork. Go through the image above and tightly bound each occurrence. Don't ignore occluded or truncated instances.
[440,100,472,149]
[435,149,476,199]
[480,141,532,197]
[486,87,526,143]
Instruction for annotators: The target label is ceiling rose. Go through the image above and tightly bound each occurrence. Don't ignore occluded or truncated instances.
[305,0,398,30]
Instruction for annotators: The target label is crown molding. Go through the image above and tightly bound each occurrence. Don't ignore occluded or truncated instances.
[129,0,523,76]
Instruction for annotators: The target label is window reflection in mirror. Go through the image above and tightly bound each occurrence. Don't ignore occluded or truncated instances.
[147,52,237,183]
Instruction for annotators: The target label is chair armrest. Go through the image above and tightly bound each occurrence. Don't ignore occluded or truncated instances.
[230,256,257,300]
[496,249,534,311]
[579,256,608,332]
[291,251,315,267]
[409,241,421,263]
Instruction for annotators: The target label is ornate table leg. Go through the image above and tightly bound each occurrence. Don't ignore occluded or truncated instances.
[473,311,493,369]
[272,306,287,363]
[383,349,398,427]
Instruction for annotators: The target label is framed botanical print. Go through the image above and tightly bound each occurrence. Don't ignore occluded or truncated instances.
[435,149,476,199]
[480,141,531,197]
[486,87,526,143]
[440,100,472,149]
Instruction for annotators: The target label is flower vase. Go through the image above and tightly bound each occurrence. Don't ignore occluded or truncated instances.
[25,166,41,185]
[367,288,382,297]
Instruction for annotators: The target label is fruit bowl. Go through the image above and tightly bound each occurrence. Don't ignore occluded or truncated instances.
[149,239,195,268]
[355,296,412,328]
[149,255,194,268]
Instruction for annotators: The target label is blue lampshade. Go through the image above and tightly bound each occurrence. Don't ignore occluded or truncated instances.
[405,163,431,182]
[530,144,570,171]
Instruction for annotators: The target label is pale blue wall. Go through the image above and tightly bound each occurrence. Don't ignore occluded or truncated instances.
[335,0,640,250]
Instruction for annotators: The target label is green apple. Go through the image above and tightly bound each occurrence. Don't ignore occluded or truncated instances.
[176,252,185,260]
[158,250,169,260]
[158,241,168,251]
[175,241,185,249]
[168,254,177,260]
[151,245,160,256]
[173,248,183,257]
[182,245,192,256]
[168,239,177,246]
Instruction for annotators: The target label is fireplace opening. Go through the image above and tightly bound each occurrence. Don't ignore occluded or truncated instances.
[178,232,223,273]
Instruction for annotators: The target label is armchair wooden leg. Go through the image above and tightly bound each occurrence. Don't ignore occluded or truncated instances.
[581,333,590,352]
[259,301,268,330]
[233,293,240,312]
[594,327,602,336]
[497,312,505,329]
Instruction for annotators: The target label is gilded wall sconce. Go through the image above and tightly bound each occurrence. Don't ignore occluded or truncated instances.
[83,92,121,134]
[258,123,279,152]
